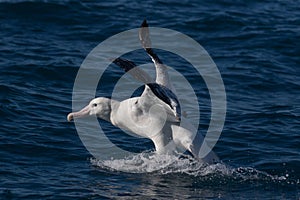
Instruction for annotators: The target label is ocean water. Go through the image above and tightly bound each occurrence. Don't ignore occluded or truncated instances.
[0,0,299,199]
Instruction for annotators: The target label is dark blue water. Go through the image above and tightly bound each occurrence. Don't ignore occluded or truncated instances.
[1,0,299,199]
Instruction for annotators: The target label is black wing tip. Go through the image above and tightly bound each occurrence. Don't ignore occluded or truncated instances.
[112,57,137,72]
[141,19,148,28]
[146,48,163,64]
[145,48,153,55]
[111,57,124,65]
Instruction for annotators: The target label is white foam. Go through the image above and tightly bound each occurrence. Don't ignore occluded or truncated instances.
[91,152,199,173]
[90,152,291,184]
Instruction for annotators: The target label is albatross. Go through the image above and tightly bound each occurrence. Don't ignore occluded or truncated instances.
[67,20,219,164]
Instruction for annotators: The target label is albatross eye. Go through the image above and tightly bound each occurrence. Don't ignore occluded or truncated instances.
[93,103,97,107]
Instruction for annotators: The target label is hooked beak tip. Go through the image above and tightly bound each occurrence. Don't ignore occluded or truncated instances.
[67,113,73,122]
[67,105,90,122]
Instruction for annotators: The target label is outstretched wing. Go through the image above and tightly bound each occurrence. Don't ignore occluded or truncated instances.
[139,20,163,65]
[139,20,174,91]
[112,57,153,84]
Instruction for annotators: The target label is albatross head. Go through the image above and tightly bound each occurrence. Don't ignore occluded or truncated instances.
[67,97,112,122]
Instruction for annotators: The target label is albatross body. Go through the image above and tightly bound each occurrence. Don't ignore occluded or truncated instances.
[68,84,181,153]
[67,90,218,163]
[67,20,219,164]
[67,94,218,163]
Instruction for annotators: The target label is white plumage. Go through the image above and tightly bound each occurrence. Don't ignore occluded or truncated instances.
[67,20,219,164]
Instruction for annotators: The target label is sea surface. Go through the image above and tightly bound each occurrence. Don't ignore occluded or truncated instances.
[0,0,299,199]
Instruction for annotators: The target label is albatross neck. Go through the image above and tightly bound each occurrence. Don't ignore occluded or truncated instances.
[98,98,120,123]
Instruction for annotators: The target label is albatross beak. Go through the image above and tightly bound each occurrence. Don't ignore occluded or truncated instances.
[67,105,90,122]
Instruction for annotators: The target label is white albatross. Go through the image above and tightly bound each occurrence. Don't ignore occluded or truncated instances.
[67,20,219,164]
